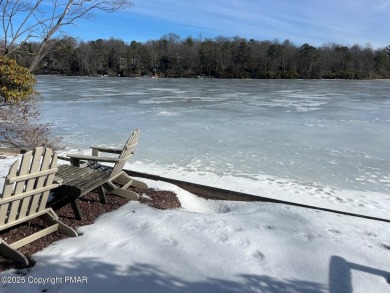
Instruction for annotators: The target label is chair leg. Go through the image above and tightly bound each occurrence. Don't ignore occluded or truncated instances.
[40,211,78,237]
[110,188,140,200]
[97,186,107,204]
[71,200,84,221]
[0,239,29,265]
[115,172,148,189]
[128,178,148,189]
[103,180,140,200]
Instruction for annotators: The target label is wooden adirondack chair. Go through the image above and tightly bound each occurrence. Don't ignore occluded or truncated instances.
[67,129,148,201]
[0,147,77,265]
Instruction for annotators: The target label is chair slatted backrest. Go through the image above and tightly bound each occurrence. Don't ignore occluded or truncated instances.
[0,147,58,226]
[110,129,140,178]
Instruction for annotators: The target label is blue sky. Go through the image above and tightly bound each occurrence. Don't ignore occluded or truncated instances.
[65,0,390,48]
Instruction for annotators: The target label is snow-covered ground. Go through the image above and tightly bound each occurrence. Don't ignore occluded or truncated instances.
[0,155,389,293]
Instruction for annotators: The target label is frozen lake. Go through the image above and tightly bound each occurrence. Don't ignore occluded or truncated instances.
[37,76,390,208]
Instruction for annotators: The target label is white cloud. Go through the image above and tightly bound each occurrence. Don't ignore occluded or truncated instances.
[104,0,390,47]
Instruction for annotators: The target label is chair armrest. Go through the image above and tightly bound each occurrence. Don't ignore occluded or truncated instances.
[67,154,121,163]
[90,145,122,154]
[53,176,63,185]
[57,155,70,162]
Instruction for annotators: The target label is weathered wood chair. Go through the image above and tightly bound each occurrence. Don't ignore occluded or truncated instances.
[48,164,112,220]
[0,147,77,265]
[66,129,148,202]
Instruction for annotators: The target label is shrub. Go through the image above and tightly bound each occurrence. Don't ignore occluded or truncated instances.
[0,57,61,149]
[0,56,37,103]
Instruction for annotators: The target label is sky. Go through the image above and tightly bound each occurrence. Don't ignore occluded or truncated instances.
[62,0,390,48]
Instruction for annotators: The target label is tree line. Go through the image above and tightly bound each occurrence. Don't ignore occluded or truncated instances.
[9,33,390,79]
[1,0,135,149]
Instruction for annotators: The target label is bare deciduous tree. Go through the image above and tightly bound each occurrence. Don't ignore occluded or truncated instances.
[0,96,61,149]
[0,0,134,71]
[0,55,60,149]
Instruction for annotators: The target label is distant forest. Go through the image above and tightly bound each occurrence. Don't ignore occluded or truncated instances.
[12,33,390,79]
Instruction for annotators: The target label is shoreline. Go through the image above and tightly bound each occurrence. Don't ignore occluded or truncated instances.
[34,73,390,81]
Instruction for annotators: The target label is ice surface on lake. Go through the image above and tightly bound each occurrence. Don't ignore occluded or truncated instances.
[37,77,390,200]
[1,77,388,292]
